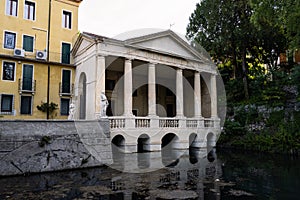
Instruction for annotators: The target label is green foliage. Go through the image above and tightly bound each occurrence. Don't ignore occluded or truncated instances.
[291,65,300,93]
[39,136,51,147]
[37,102,58,119]
[219,111,300,154]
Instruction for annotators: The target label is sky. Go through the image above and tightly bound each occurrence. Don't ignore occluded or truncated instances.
[78,0,200,38]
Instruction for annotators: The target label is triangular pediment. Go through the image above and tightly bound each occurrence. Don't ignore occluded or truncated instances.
[124,30,206,61]
[72,32,103,56]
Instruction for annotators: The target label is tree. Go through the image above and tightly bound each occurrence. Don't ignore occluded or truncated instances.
[187,0,258,99]
[250,0,300,49]
[186,0,291,100]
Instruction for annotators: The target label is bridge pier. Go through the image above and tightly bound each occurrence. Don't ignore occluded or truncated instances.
[125,143,137,153]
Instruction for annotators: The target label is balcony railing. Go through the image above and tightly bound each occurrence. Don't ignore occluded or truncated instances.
[159,118,179,128]
[109,117,219,130]
[186,119,198,128]
[59,82,74,96]
[18,78,36,94]
[204,119,214,128]
[110,117,125,129]
[135,117,150,128]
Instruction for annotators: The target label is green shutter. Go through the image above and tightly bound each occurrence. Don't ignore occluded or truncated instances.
[62,43,71,64]
[62,70,71,93]
[22,65,33,91]
[21,96,32,114]
[23,35,34,52]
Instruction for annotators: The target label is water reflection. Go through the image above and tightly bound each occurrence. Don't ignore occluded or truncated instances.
[1,149,299,199]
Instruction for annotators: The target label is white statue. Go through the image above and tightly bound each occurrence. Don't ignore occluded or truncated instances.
[68,101,76,120]
[100,92,109,117]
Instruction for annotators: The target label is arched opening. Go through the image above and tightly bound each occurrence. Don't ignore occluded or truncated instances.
[78,73,87,119]
[189,133,198,149]
[161,133,179,149]
[207,132,215,149]
[112,135,125,149]
[137,134,150,153]
[161,133,180,167]
[111,135,125,167]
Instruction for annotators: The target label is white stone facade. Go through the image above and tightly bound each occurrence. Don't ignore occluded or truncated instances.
[72,30,221,153]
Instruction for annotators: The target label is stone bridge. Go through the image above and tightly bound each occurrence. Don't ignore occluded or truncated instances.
[109,116,220,153]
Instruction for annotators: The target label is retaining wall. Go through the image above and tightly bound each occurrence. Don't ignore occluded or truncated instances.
[0,120,112,176]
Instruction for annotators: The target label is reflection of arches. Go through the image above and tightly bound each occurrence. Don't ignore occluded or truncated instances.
[137,134,150,153]
[189,133,198,148]
[111,135,125,167]
[207,132,216,162]
[161,133,180,167]
[78,73,87,119]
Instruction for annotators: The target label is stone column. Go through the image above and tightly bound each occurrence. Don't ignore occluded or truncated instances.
[123,58,133,117]
[211,74,218,118]
[148,63,157,117]
[194,71,202,118]
[95,55,106,119]
[176,68,184,117]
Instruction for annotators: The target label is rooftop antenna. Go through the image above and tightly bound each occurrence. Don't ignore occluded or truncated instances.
[169,23,175,29]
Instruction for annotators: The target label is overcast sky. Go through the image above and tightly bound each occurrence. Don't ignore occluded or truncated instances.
[78,0,199,38]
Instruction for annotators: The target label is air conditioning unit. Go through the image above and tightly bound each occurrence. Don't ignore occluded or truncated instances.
[36,50,47,60]
[14,48,25,57]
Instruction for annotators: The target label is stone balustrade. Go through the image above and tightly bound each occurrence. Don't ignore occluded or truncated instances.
[109,117,220,129]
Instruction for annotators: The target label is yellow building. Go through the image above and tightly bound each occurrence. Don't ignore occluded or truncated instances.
[0,0,82,119]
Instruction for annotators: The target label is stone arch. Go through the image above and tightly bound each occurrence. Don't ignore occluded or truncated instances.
[112,134,125,149]
[78,72,87,119]
[161,133,179,149]
[137,134,150,153]
[206,132,215,149]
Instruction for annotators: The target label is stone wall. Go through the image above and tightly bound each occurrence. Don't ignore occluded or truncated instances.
[0,120,112,176]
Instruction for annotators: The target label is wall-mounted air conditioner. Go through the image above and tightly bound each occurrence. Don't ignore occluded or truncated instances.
[36,50,47,60]
[14,48,25,57]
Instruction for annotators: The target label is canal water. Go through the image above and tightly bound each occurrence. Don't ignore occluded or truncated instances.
[0,149,299,199]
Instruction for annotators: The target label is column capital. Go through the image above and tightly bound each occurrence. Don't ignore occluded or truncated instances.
[125,57,134,62]
[148,62,157,67]
[97,54,107,58]
[177,68,183,72]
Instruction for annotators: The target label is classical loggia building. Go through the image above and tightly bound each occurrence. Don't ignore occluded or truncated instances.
[72,29,221,153]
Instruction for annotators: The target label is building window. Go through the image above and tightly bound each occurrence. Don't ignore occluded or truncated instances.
[60,98,70,115]
[23,35,34,52]
[61,69,71,93]
[61,43,71,64]
[62,10,72,29]
[24,1,35,20]
[4,31,16,49]
[6,0,18,16]
[2,61,15,81]
[0,94,14,114]
[20,96,32,114]
[22,64,34,91]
